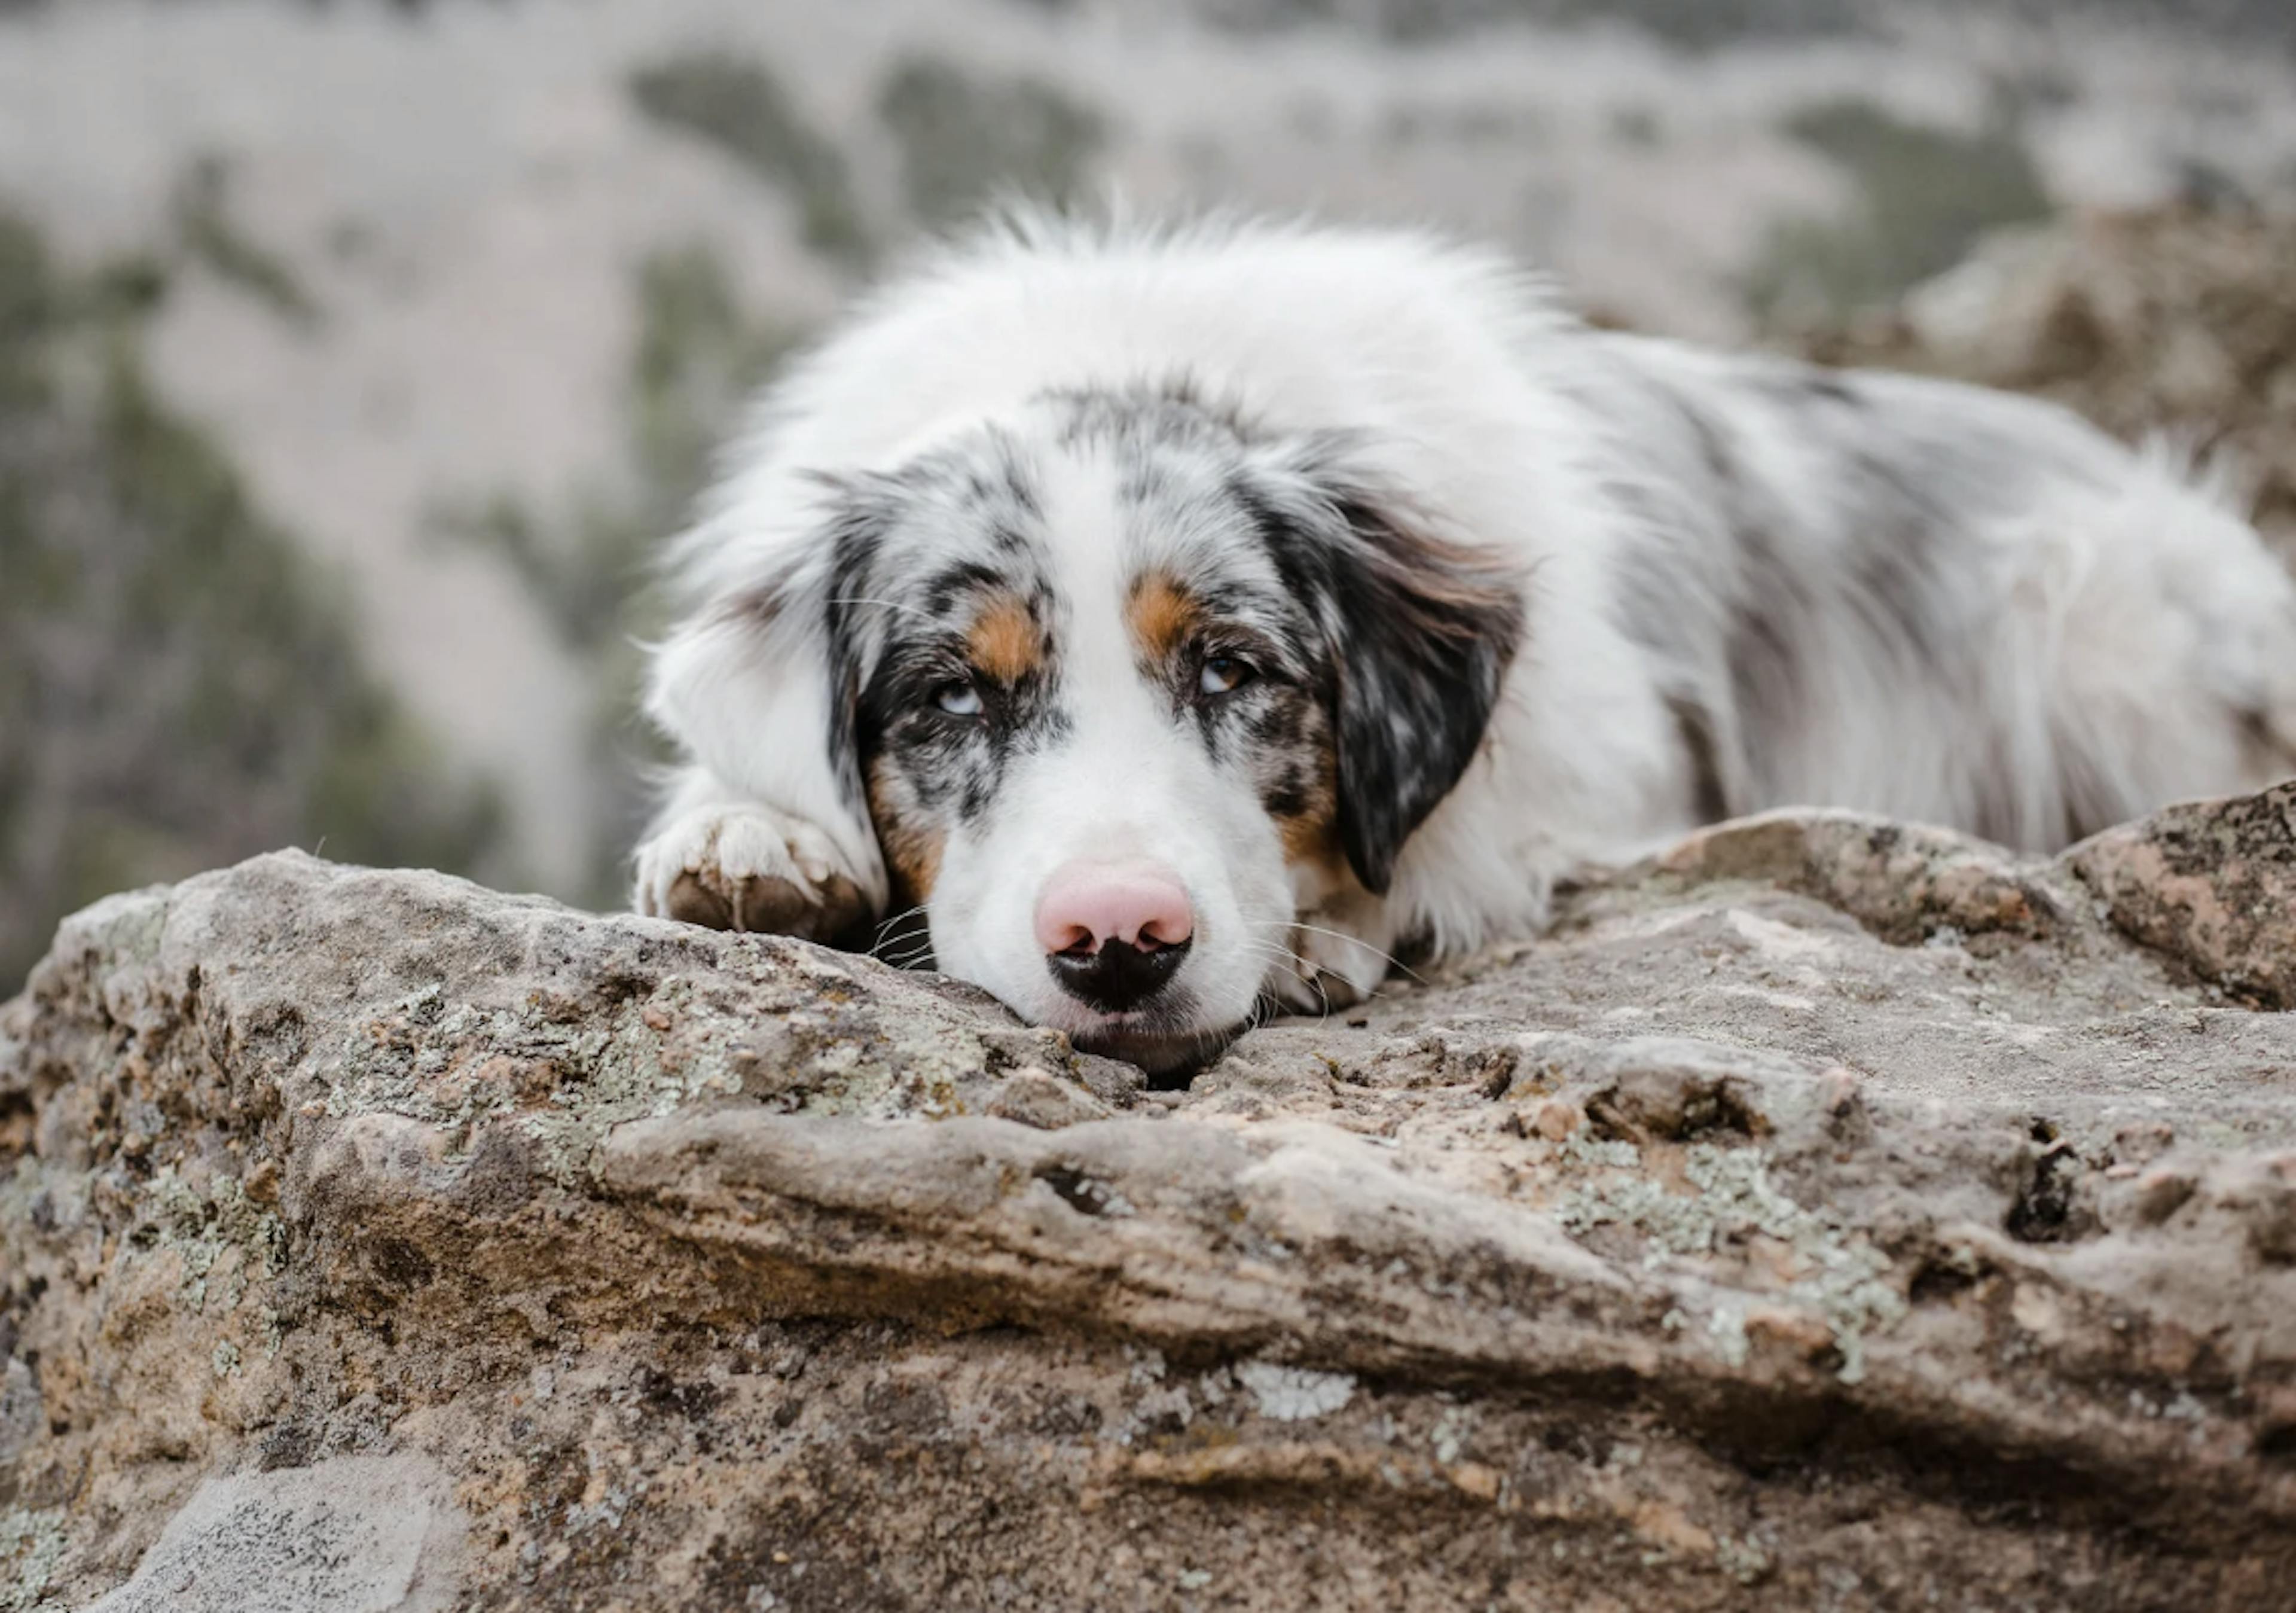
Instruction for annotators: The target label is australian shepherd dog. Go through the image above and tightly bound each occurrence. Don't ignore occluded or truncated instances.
[633,212,2296,1072]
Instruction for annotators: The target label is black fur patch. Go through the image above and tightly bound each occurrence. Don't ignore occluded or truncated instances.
[804,456,1071,838]
[1236,440,1526,894]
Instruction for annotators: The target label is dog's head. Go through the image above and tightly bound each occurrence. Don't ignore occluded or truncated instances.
[654,386,1522,1071]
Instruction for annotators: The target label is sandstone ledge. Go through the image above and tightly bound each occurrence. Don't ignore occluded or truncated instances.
[5,789,2296,1611]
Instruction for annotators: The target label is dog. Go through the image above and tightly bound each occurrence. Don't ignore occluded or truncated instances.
[633,211,2296,1072]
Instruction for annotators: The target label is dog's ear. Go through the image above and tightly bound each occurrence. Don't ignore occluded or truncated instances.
[1244,437,1525,896]
[643,484,890,907]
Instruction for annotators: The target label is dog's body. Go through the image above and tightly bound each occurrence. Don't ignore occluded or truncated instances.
[635,214,2296,1071]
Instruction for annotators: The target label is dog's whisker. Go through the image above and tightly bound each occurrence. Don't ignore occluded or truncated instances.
[1251,920,1427,987]
[868,902,933,961]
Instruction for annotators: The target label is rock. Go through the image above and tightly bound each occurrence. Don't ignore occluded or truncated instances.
[5,789,2296,1611]
[83,1455,460,1613]
[2069,787,2296,1008]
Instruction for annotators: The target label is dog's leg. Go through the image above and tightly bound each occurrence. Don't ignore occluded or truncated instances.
[632,766,877,947]
[1262,885,1399,1016]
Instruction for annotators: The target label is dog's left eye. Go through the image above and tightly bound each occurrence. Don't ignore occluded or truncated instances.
[1198,655,1256,697]
[934,679,985,718]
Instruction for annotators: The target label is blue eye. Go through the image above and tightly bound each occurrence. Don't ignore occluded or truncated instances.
[935,679,984,718]
[1198,655,1255,697]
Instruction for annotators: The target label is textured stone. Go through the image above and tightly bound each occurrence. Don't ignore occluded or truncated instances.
[5,788,2296,1611]
[83,1456,460,1613]
[2068,786,2296,1008]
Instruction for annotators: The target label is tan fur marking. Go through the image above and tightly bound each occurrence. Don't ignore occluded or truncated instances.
[866,755,945,902]
[1126,572,1203,662]
[966,595,1043,683]
[1280,809,1344,874]
[1274,745,1346,879]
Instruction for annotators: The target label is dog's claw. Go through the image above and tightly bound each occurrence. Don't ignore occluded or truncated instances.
[665,867,871,946]
[636,804,877,949]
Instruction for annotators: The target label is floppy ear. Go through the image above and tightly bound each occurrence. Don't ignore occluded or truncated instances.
[1244,437,1525,895]
[642,488,890,907]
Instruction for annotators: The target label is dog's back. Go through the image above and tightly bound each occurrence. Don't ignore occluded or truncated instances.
[1575,331,2296,852]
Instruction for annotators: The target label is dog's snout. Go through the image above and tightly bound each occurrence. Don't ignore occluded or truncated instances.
[1036,859,1195,1013]
[1033,860,1195,955]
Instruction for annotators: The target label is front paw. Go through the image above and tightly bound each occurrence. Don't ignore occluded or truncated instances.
[1261,913,1392,1016]
[633,805,874,948]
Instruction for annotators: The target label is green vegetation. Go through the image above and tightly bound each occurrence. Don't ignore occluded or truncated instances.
[628,53,872,268]
[1213,0,1867,53]
[627,46,1109,264]
[0,208,503,993]
[877,56,1106,226]
[1746,99,2051,324]
[1610,105,1664,148]
[437,243,799,905]
[171,154,322,329]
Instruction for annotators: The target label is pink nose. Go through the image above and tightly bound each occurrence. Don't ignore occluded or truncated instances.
[1033,859,1195,955]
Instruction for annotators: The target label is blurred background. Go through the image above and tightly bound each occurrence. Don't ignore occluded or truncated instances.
[4,0,2294,992]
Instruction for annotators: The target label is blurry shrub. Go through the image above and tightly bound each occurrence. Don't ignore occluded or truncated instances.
[630,45,1107,258]
[436,243,800,906]
[171,154,322,331]
[0,211,505,992]
[1199,0,1864,50]
[628,52,873,268]
[877,56,1106,225]
[1746,100,2050,324]
[1198,0,2292,51]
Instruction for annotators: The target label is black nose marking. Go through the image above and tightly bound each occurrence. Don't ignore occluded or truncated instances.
[1046,935,1192,1014]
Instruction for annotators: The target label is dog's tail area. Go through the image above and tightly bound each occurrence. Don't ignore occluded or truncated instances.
[2023,439,2296,844]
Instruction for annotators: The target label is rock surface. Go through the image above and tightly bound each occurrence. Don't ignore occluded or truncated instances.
[5,790,2296,1611]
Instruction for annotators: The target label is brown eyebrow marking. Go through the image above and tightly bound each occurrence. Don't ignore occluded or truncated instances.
[964,593,1045,683]
[1125,570,1204,663]
[866,755,945,902]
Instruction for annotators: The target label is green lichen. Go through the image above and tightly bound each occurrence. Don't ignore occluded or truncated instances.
[324,968,768,1182]
[319,952,1052,1181]
[1558,1139,1906,1383]
[138,1166,288,1313]
[0,1507,66,1613]
[323,980,747,1182]
[1714,1532,1775,1587]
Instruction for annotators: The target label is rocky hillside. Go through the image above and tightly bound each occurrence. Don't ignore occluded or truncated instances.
[5,786,2294,1609]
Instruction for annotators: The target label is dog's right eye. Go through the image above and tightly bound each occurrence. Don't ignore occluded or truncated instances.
[933,679,985,718]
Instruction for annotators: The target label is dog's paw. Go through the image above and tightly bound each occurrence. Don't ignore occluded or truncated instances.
[633,804,875,947]
[1260,910,1393,1016]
